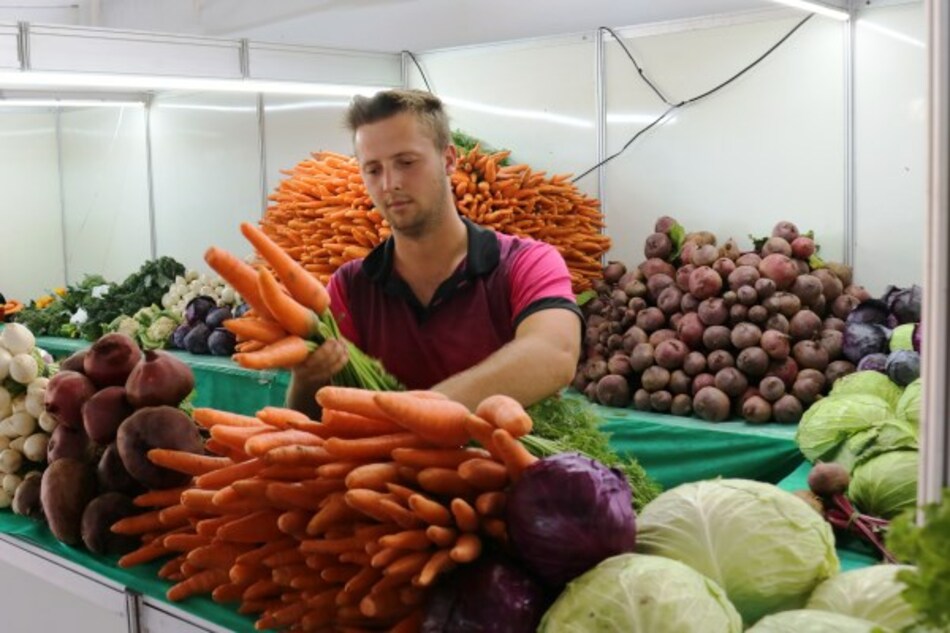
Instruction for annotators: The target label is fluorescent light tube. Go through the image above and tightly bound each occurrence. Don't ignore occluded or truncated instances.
[0,98,143,107]
[770,0,850,21]
[0,71,391,97]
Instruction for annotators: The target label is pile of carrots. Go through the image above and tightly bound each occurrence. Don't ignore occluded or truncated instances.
[204,222,398,390]
[261,146,609,294]
[114,387,539,632]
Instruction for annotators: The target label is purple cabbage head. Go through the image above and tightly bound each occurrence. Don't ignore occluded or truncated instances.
[842,322,890,364]
[506,453,636,588]
[421,556,549,633]
[856,353,888,373]
[882,284,923,324]
[171,323,191,350]
[912,322,922,353]
[185,295,217,326]
[886,350,921,387]
[845,299,889,325]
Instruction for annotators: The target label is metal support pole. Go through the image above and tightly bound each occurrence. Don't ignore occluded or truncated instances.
[842,10,856,268]
[55,109,70,285]
[921,0,950,502]
[595,28,607,255]
[16,21,29,70]
[144,94,158,259]
[257,92,268,218]
[401,50,410,89]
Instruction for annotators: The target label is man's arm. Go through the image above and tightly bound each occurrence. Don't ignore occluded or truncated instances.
[431,308,581,410]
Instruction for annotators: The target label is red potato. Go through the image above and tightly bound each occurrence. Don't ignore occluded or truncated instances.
[772,221,800,243]
[736,347,769,378]
[691,373,716,395]
[698,298,728,326]
[758,254,799,290]
[644,232,673,260]
[688,266,723,300]
[790,236,816,259]
[676,312,705,349]
[761,237,792,257]
[693,387,732,422]
[702,326,732,351]
[736,253,762,268]
[728,266,760,291]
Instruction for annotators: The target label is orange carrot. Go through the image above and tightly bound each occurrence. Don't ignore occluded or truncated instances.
[241,221,332,315]
[344,462,400,491]
[316,460,366,480]
[148,449,233,476]
[159,503,198,528]
[263,444,334,467]
[209,423,272,454]
[407,494,452,527]
[450,533,482,563]
[416,468,476,498]
[257,267,322,339]
[482,517,508,543]
[475,394,533,437]
[223,317,287,345]
[266,479,345,511]
[196,514,238,538]
[112,509,164,535]
[276,509,310,537]
[117,540,172,568]
[449,498,479,533]
[474,491,507,517]
[343,489,394,523]
[163,533,212,552]
[211,582,247,604]
[181,489,220,514]
[491,428,538,481]
[133,487,187,508]
[259,464,318,480]
[324,433,430,461]
[188,543,251,569]
[217,510,284,543]
[384,482,417,502]
[242,578,282,602]
[369,547,403,570]
[378,529,431,551]
[233,335,316,370]
[158,555,185,579]
[230,478,272,498]
[234,340,265,353]
[235,538,297,566]
[256,406,321,432]
[372,392,471,448]
[204,438,249,462]
[204,246,275,321]
[263,547,306,569]
[359,590,406,619]
[306,493,362,536]
[383,551,429,579]
[415,549,455,587]
[319,409,404,438]
[193,407,269,430]
[196,457,264,489]
[245,428,324,457]
[315,386,388,419]
[391,447,490,470]
[462,414,500,456]
[424,525,458,549]
[390,609,424,633]
[457,458,509,491]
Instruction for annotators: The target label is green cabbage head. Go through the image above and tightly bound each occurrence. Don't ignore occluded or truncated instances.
[806,564,916,630]
[849,450,918,519]
[636,479,839,625]
[746,609,888,632]
[796,394,894,462]
[895,378,922,426]
[830,371,903,409]
[538,553,742,633]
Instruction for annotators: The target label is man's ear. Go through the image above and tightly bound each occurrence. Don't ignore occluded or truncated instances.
[443,143,458,175]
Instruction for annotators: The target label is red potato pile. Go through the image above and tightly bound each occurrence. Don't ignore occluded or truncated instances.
[34,333,201,553]
[574,218,869,423]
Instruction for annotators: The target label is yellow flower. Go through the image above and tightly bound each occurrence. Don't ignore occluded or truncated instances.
[35,295,55,309]
[53,287,67,297]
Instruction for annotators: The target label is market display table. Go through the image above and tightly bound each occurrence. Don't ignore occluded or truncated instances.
[589,400,805,489]
[36,336,291,417]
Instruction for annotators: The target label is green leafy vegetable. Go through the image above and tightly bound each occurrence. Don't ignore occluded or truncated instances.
[848,450,918,519]
[525,394,660,510]
[895,379,922,426]
[806,565,917,630]
[796,394,894,462]
[887,488,950,632]
[830,371,904,410]
[745,610,883,633]
[451,130,510,165]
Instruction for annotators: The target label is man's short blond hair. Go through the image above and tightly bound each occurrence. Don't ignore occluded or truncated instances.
[346,89,451,150]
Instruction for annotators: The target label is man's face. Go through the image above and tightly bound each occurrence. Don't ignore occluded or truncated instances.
[354,111,456,238]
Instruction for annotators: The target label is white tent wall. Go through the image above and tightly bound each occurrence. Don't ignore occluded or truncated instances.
[148,91,262,273]
[603,14,846,270]
[59,105,151,286]
[408,34,600,200]
[854,2,927,294]
[0,109,65,302]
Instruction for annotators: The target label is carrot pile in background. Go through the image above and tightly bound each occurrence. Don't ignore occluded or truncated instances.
[261,147,609,293]
[114,387,538,632]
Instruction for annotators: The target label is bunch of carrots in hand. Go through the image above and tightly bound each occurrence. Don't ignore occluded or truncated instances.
[113,387,538,632]
[204,222,400,391]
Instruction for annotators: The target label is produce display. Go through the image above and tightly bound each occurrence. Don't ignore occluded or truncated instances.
[33,331,199,553]
[15,257,185,341]
[260,146,609,293]
[0,323,55,509]
[573,217,867,424]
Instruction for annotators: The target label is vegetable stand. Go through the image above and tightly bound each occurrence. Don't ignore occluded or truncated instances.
[35,336,290,418]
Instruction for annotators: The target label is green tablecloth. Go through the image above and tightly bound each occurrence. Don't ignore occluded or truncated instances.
[0,510,257,631]
[590,401,805,489]
[36,336,291,417]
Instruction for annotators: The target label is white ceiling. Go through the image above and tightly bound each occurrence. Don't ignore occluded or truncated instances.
[0,0,831,53]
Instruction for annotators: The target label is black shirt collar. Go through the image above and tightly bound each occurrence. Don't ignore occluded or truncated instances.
[362,216,500,284]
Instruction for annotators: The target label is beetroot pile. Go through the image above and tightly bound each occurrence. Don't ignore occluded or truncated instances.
[574,218,870,424]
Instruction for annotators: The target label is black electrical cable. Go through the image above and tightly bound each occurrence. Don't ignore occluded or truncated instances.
[600,26,675,107]
[572,14,814,183]
[402,50,433,93]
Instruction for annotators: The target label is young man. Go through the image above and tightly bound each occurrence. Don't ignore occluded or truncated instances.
[288,89,582,417]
